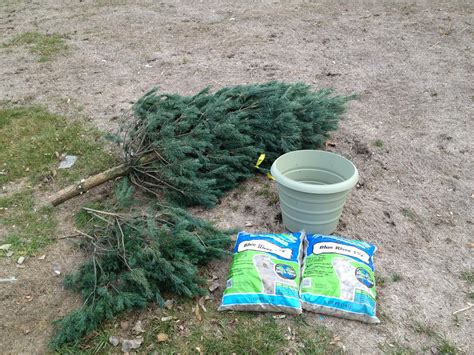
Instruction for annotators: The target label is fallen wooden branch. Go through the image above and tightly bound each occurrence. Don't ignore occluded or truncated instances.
[46,153,159,207]
[452,302,473,315]
[0,276,17,283]
[47,163,129,207]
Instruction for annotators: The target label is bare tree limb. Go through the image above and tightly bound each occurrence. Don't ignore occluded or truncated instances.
[47,163,130,207]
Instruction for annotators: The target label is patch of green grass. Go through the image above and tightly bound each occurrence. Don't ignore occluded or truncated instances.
[291,313,310,327]
[294,321,339,354]
[0,106,116,186]
[412,321,437,338]
[256,184,279,205]
[467,292,474,300]
[236,183,248,193]
[373,139,385,148]
[62,301,339,354]
[391,273,403,282]
[375,272,386,288]
[0,189,56,255]
[74,199,117,232]
[93,308,287,354]
[437,339,459,355]
[89,331,110,354]
[198,315,285,353]
[410,321,460,354]
[402,207,418,221]
[3,32,68,62]
[459,270,474,284]
[54,330,111,355]
[72,210,98,239]
[0,105,116,255]
[376,305,391,323]
[143,306,337,354]
[380,341,416,355]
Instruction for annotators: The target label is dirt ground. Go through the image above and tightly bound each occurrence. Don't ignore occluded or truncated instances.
[1,0,473,353]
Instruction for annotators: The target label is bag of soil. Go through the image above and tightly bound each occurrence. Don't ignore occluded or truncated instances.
[219,231,304,314]
[300,234,380,323]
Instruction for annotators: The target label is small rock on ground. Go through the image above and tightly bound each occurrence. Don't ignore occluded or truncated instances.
[121,337,143,352]
[109,335,120,347]
[132,320,145,334]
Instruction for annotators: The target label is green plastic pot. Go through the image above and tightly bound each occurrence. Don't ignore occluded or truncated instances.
[270,150,358,234]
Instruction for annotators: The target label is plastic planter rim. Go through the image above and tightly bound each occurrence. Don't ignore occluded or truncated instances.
[270,150,359,194]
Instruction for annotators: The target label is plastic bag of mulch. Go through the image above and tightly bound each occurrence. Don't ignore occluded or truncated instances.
[218,231,304,314]
[300,234,380,323]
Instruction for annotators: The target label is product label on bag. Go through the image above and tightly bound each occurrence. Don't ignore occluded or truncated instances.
[238,240,292,259]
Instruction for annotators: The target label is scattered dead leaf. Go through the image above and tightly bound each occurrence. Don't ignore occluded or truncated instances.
[198,297,207,312]
[208,280,220,292]
[131,320,145,334]
[120,320,130,330]
[272,314,286,319]
[194,301,202,322]
[0,244,12,251]
[156,333,169,343]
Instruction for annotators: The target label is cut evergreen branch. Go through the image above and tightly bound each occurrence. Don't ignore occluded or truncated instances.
[126,81,353,206]
[47,81,353,207]
[48,162,129,206]
[50,202,232,349]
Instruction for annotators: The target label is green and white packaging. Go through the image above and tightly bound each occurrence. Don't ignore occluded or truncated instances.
[300,234,380,323]
[219,231,304,314]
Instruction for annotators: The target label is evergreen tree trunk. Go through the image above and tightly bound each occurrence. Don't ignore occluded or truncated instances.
[48,163,129,206]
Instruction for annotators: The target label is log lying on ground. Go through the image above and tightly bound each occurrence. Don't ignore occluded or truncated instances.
[47,153,159,207]
[47,163,129,207]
